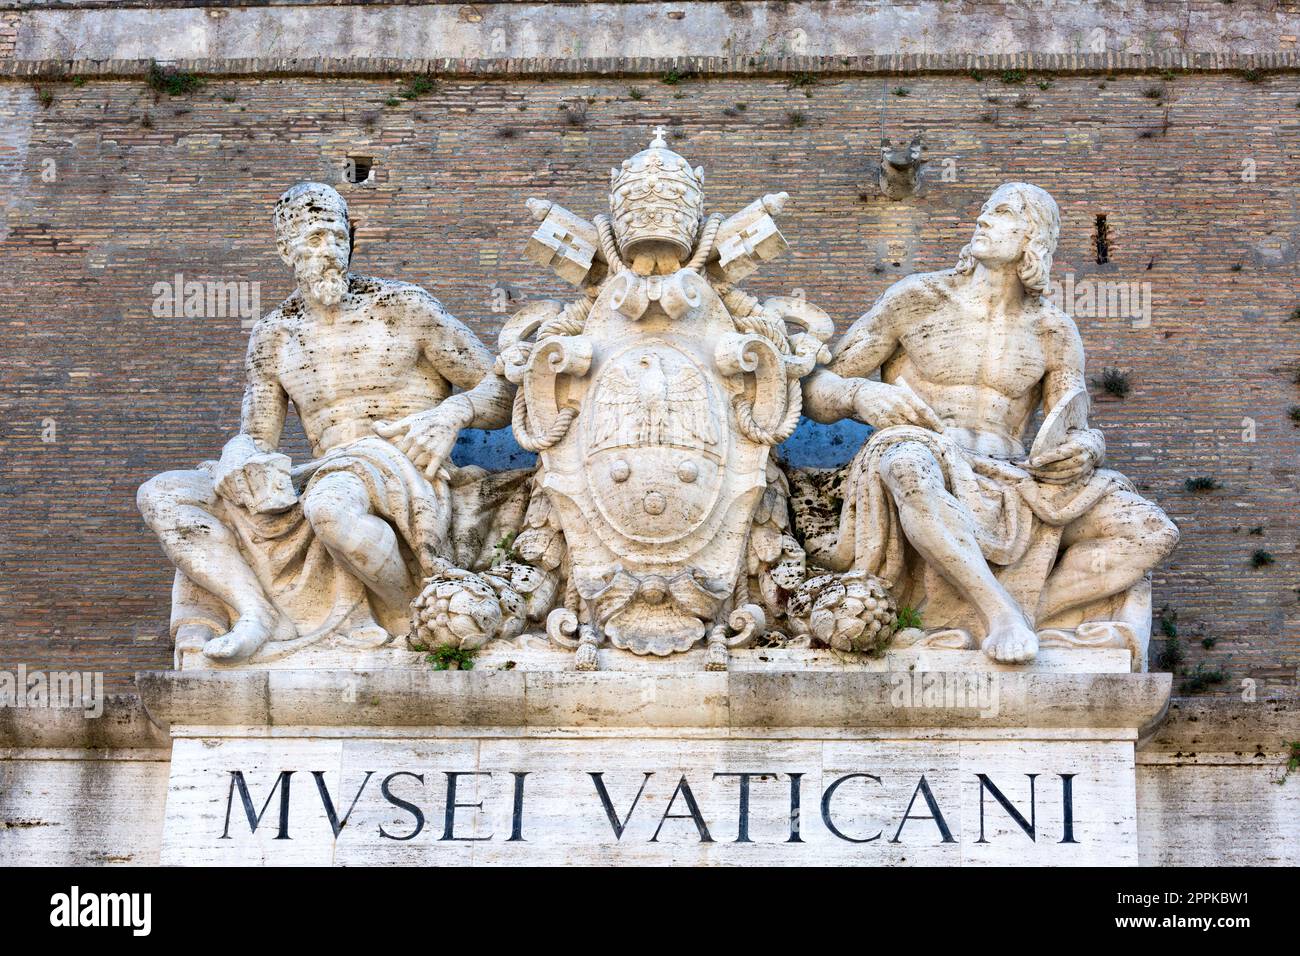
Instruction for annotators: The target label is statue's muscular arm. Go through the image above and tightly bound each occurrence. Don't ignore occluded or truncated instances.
[213,312,292,508]
[802,275,942,430]
[411,291,512,431]
[375,288,513,477]
[240,313,290,451]
[1027,308,1105,480]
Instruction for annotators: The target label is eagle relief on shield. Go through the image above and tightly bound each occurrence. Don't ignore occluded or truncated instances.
[585,342,721,545]
[493,128,876,670]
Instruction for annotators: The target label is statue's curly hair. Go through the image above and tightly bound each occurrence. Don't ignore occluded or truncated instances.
[954,182,1059,296]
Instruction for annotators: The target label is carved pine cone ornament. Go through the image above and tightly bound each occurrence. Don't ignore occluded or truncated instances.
[409,563,511,652]
[786,570,899,655]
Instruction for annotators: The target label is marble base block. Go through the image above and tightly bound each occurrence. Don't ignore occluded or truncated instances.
[141,668,1170,866]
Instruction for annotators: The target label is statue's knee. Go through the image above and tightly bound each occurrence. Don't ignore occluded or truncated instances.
[301,486,342,539]
[1148,512,1180,558]
[137,471,202,527]
[880,444,942,499]
[1112,504,1179,561]
[302,476,368,546]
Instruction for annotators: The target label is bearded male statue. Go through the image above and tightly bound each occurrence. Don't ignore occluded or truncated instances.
[801,182,1179,665]
[137,183,520,663]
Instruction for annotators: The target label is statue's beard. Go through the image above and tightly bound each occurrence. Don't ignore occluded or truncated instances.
[297,260,347,306]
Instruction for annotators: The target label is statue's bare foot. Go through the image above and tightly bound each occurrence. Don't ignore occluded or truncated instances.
[203,609,293,661]
[981,618,1039,664]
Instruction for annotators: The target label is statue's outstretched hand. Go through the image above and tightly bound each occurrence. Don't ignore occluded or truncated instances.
[375,397,474,481]
[853,380,944,432]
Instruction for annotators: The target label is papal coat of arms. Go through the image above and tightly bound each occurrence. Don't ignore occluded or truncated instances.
[460,128,897,669]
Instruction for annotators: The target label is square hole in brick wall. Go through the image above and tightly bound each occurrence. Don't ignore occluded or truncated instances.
[345,156,374,184]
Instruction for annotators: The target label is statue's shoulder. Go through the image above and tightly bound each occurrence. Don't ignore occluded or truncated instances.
[352,274,445,308]
[248,297,296,343]
[1032,294,1083,341]
[867,268,961,323]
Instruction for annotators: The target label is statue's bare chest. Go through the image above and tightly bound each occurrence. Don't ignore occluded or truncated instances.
[901,306,1046,396]
[278,313,421,404]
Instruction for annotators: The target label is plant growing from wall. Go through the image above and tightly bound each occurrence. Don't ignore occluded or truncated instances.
[1180,662,1228,694]
[426,645,477,671]
[397,75,436,101]
[1184,476,1220,492]
[1155,638,1183,673]
[1093,367,1130,398]
[1154,606,1183,672]
[787,73,819,94]
[491,533,519,567]
[1276,741,1300,784]
[895,606,924,631]
[148,62,203,96]
[1250,549,1275,568]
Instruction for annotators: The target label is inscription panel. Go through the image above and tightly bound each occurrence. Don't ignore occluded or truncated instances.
[160,734,1137,866]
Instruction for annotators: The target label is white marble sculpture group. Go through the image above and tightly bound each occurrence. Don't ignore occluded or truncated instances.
[138,129,1178,672]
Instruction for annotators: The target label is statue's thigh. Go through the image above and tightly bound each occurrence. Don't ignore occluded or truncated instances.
[301,471,373,528]
[878,440,946,497]
[139,467,219,513]
[1060,487,1158,547]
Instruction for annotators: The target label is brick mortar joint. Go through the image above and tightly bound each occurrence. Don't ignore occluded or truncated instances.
[2,51,1300,79]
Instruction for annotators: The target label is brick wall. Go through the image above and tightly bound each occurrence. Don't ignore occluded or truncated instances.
[0,13,18,60]
[0,67,1297,692]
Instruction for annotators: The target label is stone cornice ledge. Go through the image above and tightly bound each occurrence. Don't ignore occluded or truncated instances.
[3,52,1299,80]
[134,669,1172,734]
[0,694,169,750]
[1139,695,1298,753]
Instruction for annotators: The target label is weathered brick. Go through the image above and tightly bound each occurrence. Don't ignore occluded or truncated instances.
[0,69,1296,694]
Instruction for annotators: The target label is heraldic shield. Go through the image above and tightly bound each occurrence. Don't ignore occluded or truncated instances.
[514,274,789,657]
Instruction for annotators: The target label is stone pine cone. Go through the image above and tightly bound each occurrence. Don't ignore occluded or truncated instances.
[407,561,515,652]
[786,570,899,655]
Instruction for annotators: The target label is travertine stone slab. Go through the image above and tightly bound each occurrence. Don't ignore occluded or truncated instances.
[1,750,170,866]
[149,669,1162,865]
[160,732,1137,866]
[178,639,1133,674]
[138,670,1171,732]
